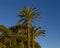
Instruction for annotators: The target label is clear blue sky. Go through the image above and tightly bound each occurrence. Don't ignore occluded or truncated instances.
[0,0,60,48]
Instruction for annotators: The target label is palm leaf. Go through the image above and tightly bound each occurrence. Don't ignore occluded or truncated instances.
[17,19,24,24]
[34,27,41,33]
[35,30,45,38]
[0,25,7,31]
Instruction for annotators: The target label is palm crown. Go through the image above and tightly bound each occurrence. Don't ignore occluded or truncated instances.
[17,6,40,24]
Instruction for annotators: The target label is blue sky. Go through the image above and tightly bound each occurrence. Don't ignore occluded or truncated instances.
[0,0,60,48]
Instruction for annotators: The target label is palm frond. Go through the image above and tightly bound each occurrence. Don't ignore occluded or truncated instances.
[16,19,24,24]
[22,20,26,24]
[34,27,41,33]
[17,10,26,18]
[35,30,45,38]
[0,25,7,31]
[30,11,40,21]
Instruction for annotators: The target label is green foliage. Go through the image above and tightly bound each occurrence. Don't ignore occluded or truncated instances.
[17,6,41,25]
[0,25,7,31]
[0,6,45,48]
[6,45,21,48]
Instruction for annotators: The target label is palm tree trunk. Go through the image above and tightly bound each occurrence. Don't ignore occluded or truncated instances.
[9,39,12,46]
[32,35,35,48]
[31,30,35,48]
[20,42,24,48]
[26,20,30,48]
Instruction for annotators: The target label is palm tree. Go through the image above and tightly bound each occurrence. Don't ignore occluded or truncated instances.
[0,25,12,47]
[9,26,18,47]
[30,26,45,48]
[16,25,27,48]
[17,32,25,48]
[0,25,7,32]
[0,25,11,40]
[17,6,40,48]
[9,24,43,48]
[9,24,27,48]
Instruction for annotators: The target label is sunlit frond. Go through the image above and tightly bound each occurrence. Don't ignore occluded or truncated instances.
[35,30,45,38]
